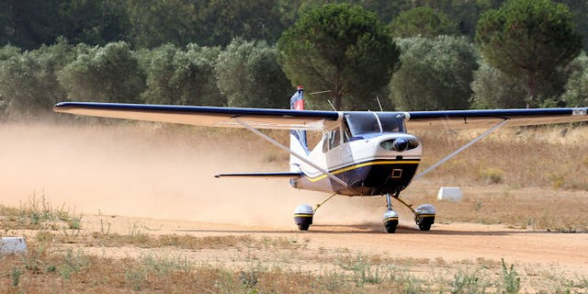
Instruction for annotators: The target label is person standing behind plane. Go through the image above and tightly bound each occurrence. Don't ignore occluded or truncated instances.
[290,85,304,110]
[289,85,308,154]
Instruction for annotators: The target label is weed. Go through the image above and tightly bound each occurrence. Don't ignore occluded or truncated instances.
[500,258,521,294]
[477,167,504,184]
[335,254,390,287]
[9,266,22,287]
[125,264,148,291]
[59,249,90,280]
[548,173,565,189]
[140,253,193,276]
[450,268,489,294]
[100,218,111,235]
[20,243,48,274]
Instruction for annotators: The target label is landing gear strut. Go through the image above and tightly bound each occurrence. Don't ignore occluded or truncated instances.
[382,192,436,233]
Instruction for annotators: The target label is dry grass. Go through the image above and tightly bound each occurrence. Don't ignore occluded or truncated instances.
[1,193,588,293]
[1,230,586,293]
[415,125,588,189]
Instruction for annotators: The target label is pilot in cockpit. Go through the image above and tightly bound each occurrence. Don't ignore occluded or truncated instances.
[372,120,382,133]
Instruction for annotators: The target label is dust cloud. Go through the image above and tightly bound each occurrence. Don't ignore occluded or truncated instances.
[0,123,386,229]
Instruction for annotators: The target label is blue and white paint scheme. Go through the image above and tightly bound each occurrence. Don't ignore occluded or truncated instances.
[54,91,588,233]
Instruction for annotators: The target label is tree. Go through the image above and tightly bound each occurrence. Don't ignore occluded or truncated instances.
[560,0,588,50]
[139,43,225,106]
[471,62,527,109]
[476,0,583,107]
[0,39,75,118]
[215,39,290,108]
[194,0,287,47]
[59,0,130,45]
[389,7,457,38]
[0,45,21,61]
[126,0,198,48]
[561,53,588,107]
[58,42,146,103]
[277,4,399,110]
[389,36,479,111]
[0,0,63,49]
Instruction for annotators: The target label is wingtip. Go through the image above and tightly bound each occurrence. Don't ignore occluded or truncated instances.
[53,102,70,112]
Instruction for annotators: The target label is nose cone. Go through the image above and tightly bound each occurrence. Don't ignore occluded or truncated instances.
[379,135,420,152]
[393,137,409,151]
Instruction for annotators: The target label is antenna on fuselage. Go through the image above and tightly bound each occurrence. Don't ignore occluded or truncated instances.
[376,96,384,112]
[308,90,336,111]
[326,100,337,111]
[309,90,332,95]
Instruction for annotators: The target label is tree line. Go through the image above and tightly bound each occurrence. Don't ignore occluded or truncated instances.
[0,0,587,119]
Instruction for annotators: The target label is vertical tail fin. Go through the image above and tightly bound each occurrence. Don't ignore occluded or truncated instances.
[290,86,308,172]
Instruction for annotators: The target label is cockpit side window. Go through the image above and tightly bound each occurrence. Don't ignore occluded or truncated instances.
[322,127,342,152]
[322,133,329,153]
[328,129,341,149]
[342,121,351,143]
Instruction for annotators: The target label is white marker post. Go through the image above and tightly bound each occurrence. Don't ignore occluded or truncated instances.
[0,237,27,254]
[437,187,463,203]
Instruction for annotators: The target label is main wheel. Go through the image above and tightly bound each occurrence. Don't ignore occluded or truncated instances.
[415,204,436,231]
[294,204,314,231]
[416,216,434,231]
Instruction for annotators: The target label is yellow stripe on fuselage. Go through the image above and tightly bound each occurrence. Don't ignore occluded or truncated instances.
[306,160,420,182]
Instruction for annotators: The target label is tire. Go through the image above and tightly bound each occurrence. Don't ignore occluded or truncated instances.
[297,223,310,231]
[384,219,398,233]
[417,216,434,231]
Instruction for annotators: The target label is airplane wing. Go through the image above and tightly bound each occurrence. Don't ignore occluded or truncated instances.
[406,108,588,130]
[55,102,588,131]
[54,102,340,131]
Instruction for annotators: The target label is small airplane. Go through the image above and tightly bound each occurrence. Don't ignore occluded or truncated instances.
[54,87,588,233]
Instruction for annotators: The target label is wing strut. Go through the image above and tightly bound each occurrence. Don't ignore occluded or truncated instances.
[413,119,510,181]
[233,118,348,187]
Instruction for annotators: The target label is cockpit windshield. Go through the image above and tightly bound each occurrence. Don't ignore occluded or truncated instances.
[344,112,406,136]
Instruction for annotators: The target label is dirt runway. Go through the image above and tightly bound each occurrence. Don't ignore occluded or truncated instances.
[78,213,588,277]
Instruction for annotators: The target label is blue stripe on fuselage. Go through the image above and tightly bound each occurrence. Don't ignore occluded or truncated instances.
[292,159,420,196]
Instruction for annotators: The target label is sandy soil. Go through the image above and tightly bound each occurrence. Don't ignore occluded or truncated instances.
[2,123,587,279]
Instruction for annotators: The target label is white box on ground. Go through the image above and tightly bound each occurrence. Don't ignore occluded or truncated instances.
[0,237,27,254]
[437,187,463,202]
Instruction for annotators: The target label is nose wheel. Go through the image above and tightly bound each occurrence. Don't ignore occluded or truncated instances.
[382,193,399,233]
[383,209,399,233]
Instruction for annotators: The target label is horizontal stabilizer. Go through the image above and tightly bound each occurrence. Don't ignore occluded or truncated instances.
[215,172,302,179]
